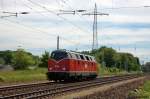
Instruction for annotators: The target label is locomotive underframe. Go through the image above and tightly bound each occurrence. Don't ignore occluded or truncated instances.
[47,71,97,81]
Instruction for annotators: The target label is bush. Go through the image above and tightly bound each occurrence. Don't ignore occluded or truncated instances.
[12,49,36,70]
[39,51,50,67]
[108,67,120,73]
[0,58,5,64]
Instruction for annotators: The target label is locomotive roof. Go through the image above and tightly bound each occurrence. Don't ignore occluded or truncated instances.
[52,50,94,58]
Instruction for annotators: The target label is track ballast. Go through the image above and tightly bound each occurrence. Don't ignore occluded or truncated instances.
[0,74,143,99]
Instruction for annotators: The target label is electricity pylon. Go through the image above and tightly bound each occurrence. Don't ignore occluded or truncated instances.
[58,3,109,50]
[83,3,109,50]
[57,36,60,50]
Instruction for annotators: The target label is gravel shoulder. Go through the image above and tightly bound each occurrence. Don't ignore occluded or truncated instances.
[55,76,145,99]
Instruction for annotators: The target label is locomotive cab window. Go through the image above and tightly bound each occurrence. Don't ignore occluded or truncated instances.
[51,51,68,61]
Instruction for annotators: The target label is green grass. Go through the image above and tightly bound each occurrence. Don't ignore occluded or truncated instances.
[97,65,128,76]
[129,80,150,99]
[0,65,137,84]
[0,68,47,84]
[137,80,150,98]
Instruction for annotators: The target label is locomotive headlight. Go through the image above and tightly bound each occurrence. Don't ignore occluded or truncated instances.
[49,67,52,70]
[62,67,66,71]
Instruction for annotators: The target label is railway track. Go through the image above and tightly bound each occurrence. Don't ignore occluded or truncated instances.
[0,74,143,99]
[0,81,62,97]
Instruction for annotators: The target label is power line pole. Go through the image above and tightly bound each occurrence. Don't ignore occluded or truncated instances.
[58,3,109,50]
[82,3,109,50]
[57,36,60,50]
[93,3,98,50]
[134,44,136,56]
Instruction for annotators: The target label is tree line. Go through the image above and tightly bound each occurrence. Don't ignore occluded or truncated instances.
[0,49,49,70]
[82,46,141,71]
[0,46,141,71]
[142,62,150,72]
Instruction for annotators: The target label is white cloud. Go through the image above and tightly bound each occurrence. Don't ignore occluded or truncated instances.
[0,0,150,61]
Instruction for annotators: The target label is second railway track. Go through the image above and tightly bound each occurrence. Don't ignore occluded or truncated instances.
[0,74,143,99]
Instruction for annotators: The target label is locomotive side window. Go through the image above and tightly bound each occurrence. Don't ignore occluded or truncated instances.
[80,55,84,60]
[85,56,90,61]
[71,53,77,59]
[68,53,72,59]
[75,54,80,60]
[91,57,96,62]
[89,57,92,61]
[51,51,68,61]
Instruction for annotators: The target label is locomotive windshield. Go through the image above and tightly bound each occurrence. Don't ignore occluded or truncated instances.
[51,51,68,61]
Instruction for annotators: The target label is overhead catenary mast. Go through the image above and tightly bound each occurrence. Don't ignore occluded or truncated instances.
[57,36,60,50]
[59,3,109,50]
[93,3,98,50]
[83,3,109,50]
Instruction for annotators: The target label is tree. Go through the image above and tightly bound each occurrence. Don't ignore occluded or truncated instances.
[33,56,40,66]
[113,53,121,69]
[3,50,13,65]
[82,46,141,71]
[12,49,35,70]
[95,47,116,67]
[0,50,13,65]
[0,58,5,64]
[142,62,150,72]
[118,53,140,71]
[39,51,50,67]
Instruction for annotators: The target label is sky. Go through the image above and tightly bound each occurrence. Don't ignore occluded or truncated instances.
[0,0,150,63]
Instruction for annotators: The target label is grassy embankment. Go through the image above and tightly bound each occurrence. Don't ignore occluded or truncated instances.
[0,65,137,84]
[0,68,47,84]
[129,80,150,99]
[139,80,150,98]
[97,64,128,76]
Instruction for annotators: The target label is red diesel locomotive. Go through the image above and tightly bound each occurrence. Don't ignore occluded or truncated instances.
[47,50,98,81]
